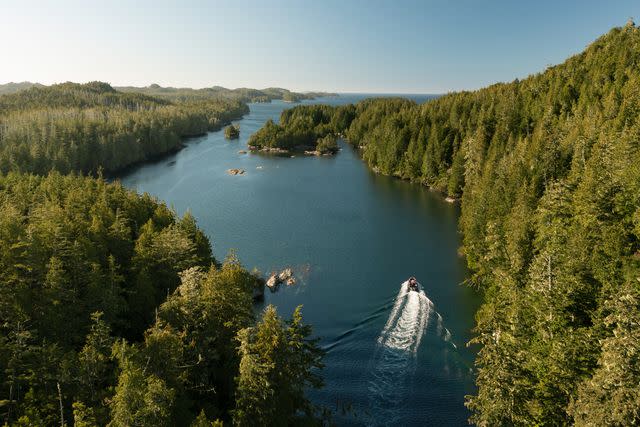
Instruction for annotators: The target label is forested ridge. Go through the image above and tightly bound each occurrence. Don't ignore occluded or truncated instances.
[253,22,640,425]
[0,82,249,175]
[114,84,337,104]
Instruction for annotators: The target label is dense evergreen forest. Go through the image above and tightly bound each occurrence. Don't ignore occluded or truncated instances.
[0,82,249,174]
[253,23,640,425]
[0,173,324,426]
[0,81,330,425]
[247,103,354,151]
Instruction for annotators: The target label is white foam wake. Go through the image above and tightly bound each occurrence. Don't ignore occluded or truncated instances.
[377,281,431,353]
[367,281,433,424]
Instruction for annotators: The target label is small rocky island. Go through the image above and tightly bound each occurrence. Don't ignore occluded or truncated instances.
[248,119,340,156]
[227,168,245,175]
[224,124,240,139]
[251,267,301,300]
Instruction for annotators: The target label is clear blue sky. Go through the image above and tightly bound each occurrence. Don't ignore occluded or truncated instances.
[1,0,638,93]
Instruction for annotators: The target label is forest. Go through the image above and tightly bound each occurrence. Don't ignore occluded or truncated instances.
[0,82,249,175]
[3,19,640,427]
[0,82,328,425]
[247,103,353,151]
[252,22,640,425]
[0,173,325,426]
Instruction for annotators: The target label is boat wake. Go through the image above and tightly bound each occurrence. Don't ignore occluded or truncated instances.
[377,281,431,353]
[366,280,453,424]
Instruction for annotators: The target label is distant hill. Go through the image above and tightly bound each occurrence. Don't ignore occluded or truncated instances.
[115,84,338,103]
[0,81,44,95]
[0,81,337,103]
[0,81,171,112]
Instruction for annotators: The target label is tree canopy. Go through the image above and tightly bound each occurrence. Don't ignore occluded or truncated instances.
[0,173,324,426]
[0,82,249,175]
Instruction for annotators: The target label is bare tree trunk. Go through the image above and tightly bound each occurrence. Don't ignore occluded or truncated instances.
[57,382,65,427]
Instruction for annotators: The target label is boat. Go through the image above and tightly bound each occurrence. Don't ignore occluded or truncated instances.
[407,276,419,292]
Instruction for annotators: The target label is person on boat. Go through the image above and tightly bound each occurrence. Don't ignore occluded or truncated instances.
[408,276,418,291]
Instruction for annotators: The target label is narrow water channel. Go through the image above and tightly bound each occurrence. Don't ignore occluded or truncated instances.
[118,95,481,426]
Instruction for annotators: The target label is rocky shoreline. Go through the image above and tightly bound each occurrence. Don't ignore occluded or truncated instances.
[247,145,336,156]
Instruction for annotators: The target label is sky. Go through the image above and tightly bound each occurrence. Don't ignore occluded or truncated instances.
[1,0,639,93]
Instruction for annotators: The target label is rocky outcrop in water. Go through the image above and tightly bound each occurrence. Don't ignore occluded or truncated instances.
[227,168,245,175]
[249,146,289,154]
[265,268,297,292]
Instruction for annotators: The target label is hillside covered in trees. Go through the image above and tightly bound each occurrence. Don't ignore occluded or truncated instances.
[0,82,249,175]
[0,77,336,426]
[0,173,324,426]
[115,84,337,104]
[252,22,640,424]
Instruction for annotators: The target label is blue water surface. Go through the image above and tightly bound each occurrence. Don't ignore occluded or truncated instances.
[118,94,481,426]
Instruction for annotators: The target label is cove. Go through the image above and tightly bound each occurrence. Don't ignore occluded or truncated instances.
[117,95,481,426]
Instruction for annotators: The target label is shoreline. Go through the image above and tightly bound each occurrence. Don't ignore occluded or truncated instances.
[106,113,247,179]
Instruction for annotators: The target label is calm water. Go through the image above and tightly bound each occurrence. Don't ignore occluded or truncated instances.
[118,94,481,426]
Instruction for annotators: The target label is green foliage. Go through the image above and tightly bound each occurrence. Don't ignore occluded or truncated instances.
[108,338,177,427]
[0,173,325,425]
[247,104,349,151]
[155,256,258,417]
[73,401,99,427]
[191,410,223,427]
[224,124,240,140]
[316,135,339,154]
[0,82,249,174]
[282,92,301,103]
[233,305,324,427]
[568,280,640,425]
[0,172,211,424]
